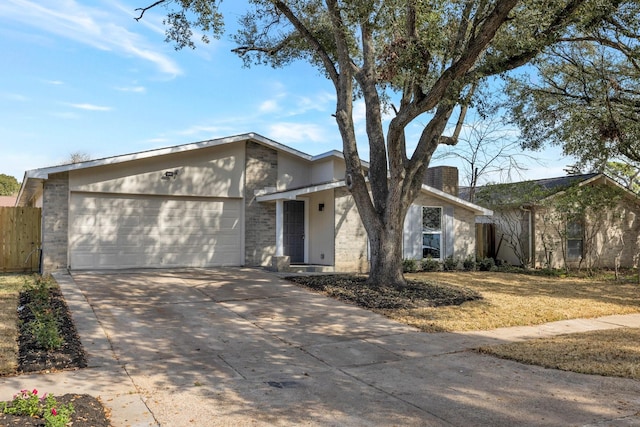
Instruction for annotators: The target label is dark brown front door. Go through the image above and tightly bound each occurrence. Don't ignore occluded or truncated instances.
[284,200,305,263]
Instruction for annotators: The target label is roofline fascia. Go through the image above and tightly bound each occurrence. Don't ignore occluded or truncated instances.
[20,132,366,179]
[256,181,346,201]
[421,184,493,216]
[257,180,492,216]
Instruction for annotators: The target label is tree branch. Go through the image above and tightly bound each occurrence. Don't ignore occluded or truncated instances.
[272,1,340,86]
[134,0,167,22]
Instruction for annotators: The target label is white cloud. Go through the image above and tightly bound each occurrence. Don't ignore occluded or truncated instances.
[44,80,64,85]
[177,125,228,137]
[67,103,113,111]
[115,86,146,93]
[259,99,279,113]
[268,122,327,143]
[0,0,182,76]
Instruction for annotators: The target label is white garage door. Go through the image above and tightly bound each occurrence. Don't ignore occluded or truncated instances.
[69,193,242,269]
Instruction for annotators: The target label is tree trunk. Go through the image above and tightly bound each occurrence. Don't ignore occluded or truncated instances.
[367,213,406,288]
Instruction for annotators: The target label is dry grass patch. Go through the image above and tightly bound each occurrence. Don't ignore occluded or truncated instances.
[398,271,640,332]
[0,275,27,375]
[478,328,640,379]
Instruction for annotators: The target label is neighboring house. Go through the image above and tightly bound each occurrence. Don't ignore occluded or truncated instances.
[0,196,17,206]
[465,174,640,269]
[16,133,491,273]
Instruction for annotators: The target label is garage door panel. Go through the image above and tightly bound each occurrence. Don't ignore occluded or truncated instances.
[69,194,242,269]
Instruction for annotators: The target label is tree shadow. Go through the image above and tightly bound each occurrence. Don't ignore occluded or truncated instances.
[22,269,640,426]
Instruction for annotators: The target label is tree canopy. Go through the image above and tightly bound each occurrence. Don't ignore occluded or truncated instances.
[0,174,20,196]
[506,1,640,171]
[140,0,629,286]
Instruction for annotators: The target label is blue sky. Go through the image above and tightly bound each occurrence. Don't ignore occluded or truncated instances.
[0,0,573,185]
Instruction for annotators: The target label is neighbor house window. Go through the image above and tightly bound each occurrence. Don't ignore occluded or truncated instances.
[422,207,442,259]
[566,219,583,261]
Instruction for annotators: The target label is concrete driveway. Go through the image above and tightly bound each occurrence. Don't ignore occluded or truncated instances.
[3,268,640,426]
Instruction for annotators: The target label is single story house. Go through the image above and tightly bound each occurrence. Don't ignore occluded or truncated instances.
[16,133,491,273]
[466,173,640,269]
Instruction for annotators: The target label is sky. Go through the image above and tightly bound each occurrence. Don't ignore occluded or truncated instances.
[0,0,574,186]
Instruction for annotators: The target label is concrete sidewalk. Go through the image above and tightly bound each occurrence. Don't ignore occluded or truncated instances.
[1,269,639,426]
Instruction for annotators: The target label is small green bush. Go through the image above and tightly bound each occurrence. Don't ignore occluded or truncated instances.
[477,257,496,271]
[22,275,64,351]
[421,257,441,272]
[402,258,419,273]
[2,389,74,427]
[27,309,63,351]
[462,256,476,271]
[443,256,459,271]
[24,275,53,309]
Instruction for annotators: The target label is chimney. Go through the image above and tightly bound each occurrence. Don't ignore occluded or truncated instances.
[424,166,459,197]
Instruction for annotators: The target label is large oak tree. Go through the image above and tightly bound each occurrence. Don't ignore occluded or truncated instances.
[138,0,624,287]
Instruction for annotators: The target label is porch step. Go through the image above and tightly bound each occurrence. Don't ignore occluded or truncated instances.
[287,264,335,273]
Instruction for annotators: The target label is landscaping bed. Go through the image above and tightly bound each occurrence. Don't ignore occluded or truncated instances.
[286,274,482,309]
[0,275,110,427]
[17,285,87,374]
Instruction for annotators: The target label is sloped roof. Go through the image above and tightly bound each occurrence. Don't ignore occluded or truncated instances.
[16,132,365,206]
[257,180,493,216]
[460,173,603,206]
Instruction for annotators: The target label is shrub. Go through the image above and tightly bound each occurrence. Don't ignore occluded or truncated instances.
[421,257,441,272]
[27,309,63,351]
[477,257,496,271]
[462,256,476,271]
[24,275,53,310]
[2,389,74,427]
[443,256,459,271]
[402,258,419,273]
[22,275,64,351]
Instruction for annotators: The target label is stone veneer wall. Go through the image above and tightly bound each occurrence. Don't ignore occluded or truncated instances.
[334,188,369,272]
[41,172,69,272]
[244,141,277,266]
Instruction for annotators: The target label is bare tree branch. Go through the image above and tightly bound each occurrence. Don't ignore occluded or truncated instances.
[134,0,167,22]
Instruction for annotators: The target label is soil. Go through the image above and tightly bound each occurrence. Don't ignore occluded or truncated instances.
[17,287,87,374]
[0,286,111,427]
[285,274,482,309]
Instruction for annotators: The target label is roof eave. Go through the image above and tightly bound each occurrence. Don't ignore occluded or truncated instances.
[421,184,493,216]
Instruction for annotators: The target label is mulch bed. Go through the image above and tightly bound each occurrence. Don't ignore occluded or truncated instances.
[285,274,482,309]
[0,286,111,427]
[17,286,87,374]
[0,393,111,427]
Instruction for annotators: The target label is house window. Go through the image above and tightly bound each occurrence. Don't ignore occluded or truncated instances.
[422,207,442,259]
[566,219,583,261]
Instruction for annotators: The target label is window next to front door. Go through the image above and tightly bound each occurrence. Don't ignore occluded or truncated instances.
[422,206,442,259]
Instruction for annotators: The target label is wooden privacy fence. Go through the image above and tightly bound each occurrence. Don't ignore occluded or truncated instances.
[0,206,41,273]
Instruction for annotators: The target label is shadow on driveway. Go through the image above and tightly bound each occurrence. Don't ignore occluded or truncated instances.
[68,268,640,426]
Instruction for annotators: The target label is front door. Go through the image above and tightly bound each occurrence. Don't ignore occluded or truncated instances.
[284,200,305,263]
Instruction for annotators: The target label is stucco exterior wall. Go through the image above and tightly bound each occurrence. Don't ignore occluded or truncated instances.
[245,141,277,266]
[334,188,368,272]
[489,209,530,266]
[69,143,244,198]
[407,193,477,262]
[41,172,69,272]
[307,189,335,265]
[277,152,311,191]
